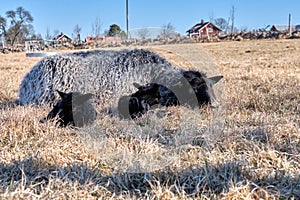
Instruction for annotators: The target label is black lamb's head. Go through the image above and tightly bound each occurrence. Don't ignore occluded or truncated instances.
[118,83,162,119]
[40,90,95,127]
[131,82,161,106]
[180,70,223,107]
[118,96,148,119]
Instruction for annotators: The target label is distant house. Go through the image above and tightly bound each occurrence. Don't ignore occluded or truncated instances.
[85,36,105,43]
[85,36,122,43]
[54,33,72,43]
[269,25,295,32]
[186,20,222,39]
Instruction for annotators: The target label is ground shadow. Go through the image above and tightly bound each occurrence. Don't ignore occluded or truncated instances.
[0,99,19,109]
[0,156,298,198]
[241,125,300,156]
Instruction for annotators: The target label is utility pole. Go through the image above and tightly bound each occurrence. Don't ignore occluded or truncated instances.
[288,14,292,35]
[226,17,230,34]
[230,5,235,34]
[126,0,129,39]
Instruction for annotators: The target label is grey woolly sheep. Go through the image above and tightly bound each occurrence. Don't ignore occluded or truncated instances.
[19,48,222,126]
[18,49,172,106]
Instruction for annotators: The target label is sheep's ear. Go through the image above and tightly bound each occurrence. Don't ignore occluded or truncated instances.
[133,82,142,89]
[74,93,93,104]
[57,90,67,98]
[209,76,223,85]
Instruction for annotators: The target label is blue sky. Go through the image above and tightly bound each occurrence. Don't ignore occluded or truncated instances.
[1,0,300,39]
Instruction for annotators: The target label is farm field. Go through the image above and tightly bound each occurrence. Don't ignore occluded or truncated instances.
[0,39,299,199]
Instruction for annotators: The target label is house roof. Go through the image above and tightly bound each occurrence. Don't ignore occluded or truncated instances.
[186,21,222,33]
[269,25,295,32]
[54,33,72,41]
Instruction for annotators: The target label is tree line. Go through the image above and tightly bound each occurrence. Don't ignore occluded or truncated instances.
[1,6,240,48]
[0,7,131,47]
[0,7,125,46]
[0,7,35,46]
[0,6,179,47]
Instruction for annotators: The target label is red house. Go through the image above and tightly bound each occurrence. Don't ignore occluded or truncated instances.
[187,20,222,39]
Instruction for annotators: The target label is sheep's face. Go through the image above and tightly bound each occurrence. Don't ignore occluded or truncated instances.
[40,90,94,127]
[118,96,148,119]
[181,70,223,107]
[132,82,161,106]
[118,83,160,119]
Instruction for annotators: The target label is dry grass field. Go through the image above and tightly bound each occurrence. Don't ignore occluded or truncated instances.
[0,39,299,199]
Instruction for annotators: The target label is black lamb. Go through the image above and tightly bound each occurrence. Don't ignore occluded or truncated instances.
[118,70,223,119]
[40,90,96,127]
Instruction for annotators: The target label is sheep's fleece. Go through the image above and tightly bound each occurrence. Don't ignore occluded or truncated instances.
[19,49,199,107]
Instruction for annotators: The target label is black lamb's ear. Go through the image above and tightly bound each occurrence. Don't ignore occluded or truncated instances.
[56,90,67,99]
[73,93,93,104]
[133,82,142,89]
[209,76,223,85]
[140,83,160,93]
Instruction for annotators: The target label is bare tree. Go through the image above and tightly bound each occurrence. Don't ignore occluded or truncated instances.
[73,24,82,41]
[214,18,227,31]
[0,16,6,37]
[92,17,102,37]
[53,29,60,39]
[91,17,102,44]
[22,24,35,39]
[160,22,175,39]
[137,28,150,39]
[45,27,52,40]
[0,16,6,47]
[30,32,42,40]
[6,7,34,46]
